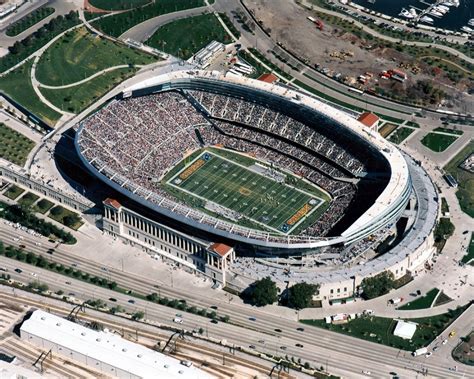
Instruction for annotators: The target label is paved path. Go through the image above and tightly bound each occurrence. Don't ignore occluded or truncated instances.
[37,64,138,89]
[299,0,474,65]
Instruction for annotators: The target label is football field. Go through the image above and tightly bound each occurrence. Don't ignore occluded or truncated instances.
[166,150,325,234]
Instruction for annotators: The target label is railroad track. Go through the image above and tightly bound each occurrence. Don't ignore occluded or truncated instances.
[0,293,297,379]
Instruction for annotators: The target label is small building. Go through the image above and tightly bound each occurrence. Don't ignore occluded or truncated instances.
[393,320,417,340]
[20,310,211,379]
[192,41,225,68]
[357,112,380,131]
[257,73,279,84]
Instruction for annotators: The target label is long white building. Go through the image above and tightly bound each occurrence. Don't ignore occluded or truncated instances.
[20,310,212,379]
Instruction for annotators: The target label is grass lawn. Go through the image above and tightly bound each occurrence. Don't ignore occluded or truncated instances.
[0,123,35,166]
[6,7,55,37]
[40,67,136,113]
[421,132,458,152]
[433,127,464,136]
[432,291,453,307]
[397,288,439,310]
[33,198,54,214]
[89,0,150,10]
[92,0,206,38]
[301,305,468,351]
[461,234,474,265]
[0,61,62,126]
[444,141,474,218]
[36,27,156,86]
[0,12,80,74]
[146,13,232,60]
[406,121,420,128]
[48,205,83,230]
[3,184,25,200]
[387,126,415,144]
[441,197,449,214]
[17,192,40,208]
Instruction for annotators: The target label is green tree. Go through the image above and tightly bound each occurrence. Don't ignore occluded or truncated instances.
[243,276,278,307]
[360,271,395,299]
[434,217,455,242]
[287,282,319,310]
[146,292,159,302]
[132,311,145,320]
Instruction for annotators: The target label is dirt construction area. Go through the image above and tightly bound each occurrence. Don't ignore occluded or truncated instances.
[243,0,472,112]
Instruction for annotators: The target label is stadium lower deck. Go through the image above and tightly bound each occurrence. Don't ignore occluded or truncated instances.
[77,86,390,243]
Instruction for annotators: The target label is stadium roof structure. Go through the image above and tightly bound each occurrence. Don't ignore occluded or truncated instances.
[76,69,411,251]
[20,310,211,379]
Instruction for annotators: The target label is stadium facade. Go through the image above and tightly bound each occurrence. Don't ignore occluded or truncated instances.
[75,70,411,253]
[73,70,439,298]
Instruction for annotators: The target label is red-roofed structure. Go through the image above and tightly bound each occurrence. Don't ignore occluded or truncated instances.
[104,198,121,210]
[209,243,233,257]
[357,112,380,131]
[257,73,278,84]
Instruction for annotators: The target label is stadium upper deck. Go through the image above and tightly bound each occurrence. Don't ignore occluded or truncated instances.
[75,70,411,252]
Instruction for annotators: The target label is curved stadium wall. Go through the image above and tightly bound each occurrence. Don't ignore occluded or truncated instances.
[75,70,411,254]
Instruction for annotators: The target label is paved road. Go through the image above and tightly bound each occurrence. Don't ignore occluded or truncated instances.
[0,0,77,48]
[119,4,212,43]
[1,255,470,379]
[1,226,473,378]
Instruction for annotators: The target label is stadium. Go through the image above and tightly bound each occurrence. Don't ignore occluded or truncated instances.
[75,70,412,256]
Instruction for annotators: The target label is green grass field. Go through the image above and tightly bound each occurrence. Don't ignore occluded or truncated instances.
[48,205,83,230]
[433,127,464,135]
[36,27,156,86]
[89,0,150,10]
[0,61,62,126]
[444,141,474,218]
[0,123,35,166]
[33,198,54,214]
[165,149,326,234]
[301,305,468,351]
[146,13,232,60]
[387,126,415,144]
[3,184,25,200]
[92,0,206,37]
[397,288,439,310]
[421,132,458,152]
[6,7,55,37]
[40,67,136,113]
[18,192,40,208]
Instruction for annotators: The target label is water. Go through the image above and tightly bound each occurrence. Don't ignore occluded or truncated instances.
[352,0,474,31]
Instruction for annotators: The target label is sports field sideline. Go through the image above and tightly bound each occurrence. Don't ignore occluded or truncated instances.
[166,149,325,234]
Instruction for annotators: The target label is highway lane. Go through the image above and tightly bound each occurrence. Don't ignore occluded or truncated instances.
[0,257,425,379]
[1,227,470,378]
[0,257,377,378]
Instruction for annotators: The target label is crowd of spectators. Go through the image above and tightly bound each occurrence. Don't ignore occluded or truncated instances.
[189,90,365,175]
[77,89,361,240]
